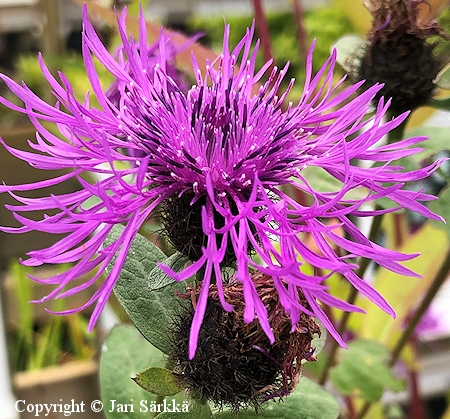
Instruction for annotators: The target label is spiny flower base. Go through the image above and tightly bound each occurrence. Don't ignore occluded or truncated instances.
[159,192,255,266]
[358,32,441,115]
[160,193,236,263]
[356,0,446,115]
[169,274,320,412]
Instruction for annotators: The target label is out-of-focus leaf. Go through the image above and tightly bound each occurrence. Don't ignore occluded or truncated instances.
[351,222,449,367]
[434,62,450,89]
[332,34,366,73]
[330,340,404,401]
[428,96,450,111]
[301,166,368,200]
[215,377,339,419]
[405,127,450,163]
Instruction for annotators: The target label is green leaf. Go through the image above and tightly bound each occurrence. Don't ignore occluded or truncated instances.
[140,253,190,353]
[300,166,367,201]
[100,325,167,419]
[405,127,450,163]
[428,96,450,111]
[134,367,183,396]
[434,62,450,89]
[214,377,339,419]
[105,225,188,354]
[148,252,189,290]
[309,320,327,358]
[332,34,366,74]
[429,185,450,239]
[155,401,213,418]
[329,340,404,402]
[105,224,166,277]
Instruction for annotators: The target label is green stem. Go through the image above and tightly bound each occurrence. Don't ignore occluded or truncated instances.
[318,214,384,385]
[355,247,450,419]
[152,396,165,418]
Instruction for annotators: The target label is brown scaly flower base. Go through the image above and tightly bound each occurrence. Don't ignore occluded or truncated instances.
[169,272,320,413]
[358,31,441,115]
[159,192,257,266]
[364,0,444,40]
[356,0,446,115]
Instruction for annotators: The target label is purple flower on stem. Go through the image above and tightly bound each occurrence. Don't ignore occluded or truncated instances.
[0,6,444,359]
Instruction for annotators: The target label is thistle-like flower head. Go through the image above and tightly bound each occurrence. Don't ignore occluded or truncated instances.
[0,6,443,359]
[170,274,320,411]
[358,0,447,114]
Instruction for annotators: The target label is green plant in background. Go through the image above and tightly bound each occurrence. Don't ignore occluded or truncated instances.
[318,0,450,417]
[0,53,113,129]
[7,261,97,372]
[16,53,114,105]
[188,6,355,97]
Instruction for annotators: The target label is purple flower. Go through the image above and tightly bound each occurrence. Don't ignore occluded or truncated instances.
[106,25,198,161]
[0,6,443,358]
[106,29,195,106]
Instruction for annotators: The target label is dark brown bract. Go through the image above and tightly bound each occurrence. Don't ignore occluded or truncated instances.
[160,191,259,265]
[365,0,444,40]
[169,273,320,412]
[356,0,446,115]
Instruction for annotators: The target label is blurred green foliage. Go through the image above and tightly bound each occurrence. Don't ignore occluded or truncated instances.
[1,5,354,127]
[15,53,113,103]
[0,53,113,128]
[7,261,98,372]
[434,7,450,58]
[188,6,356,96]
